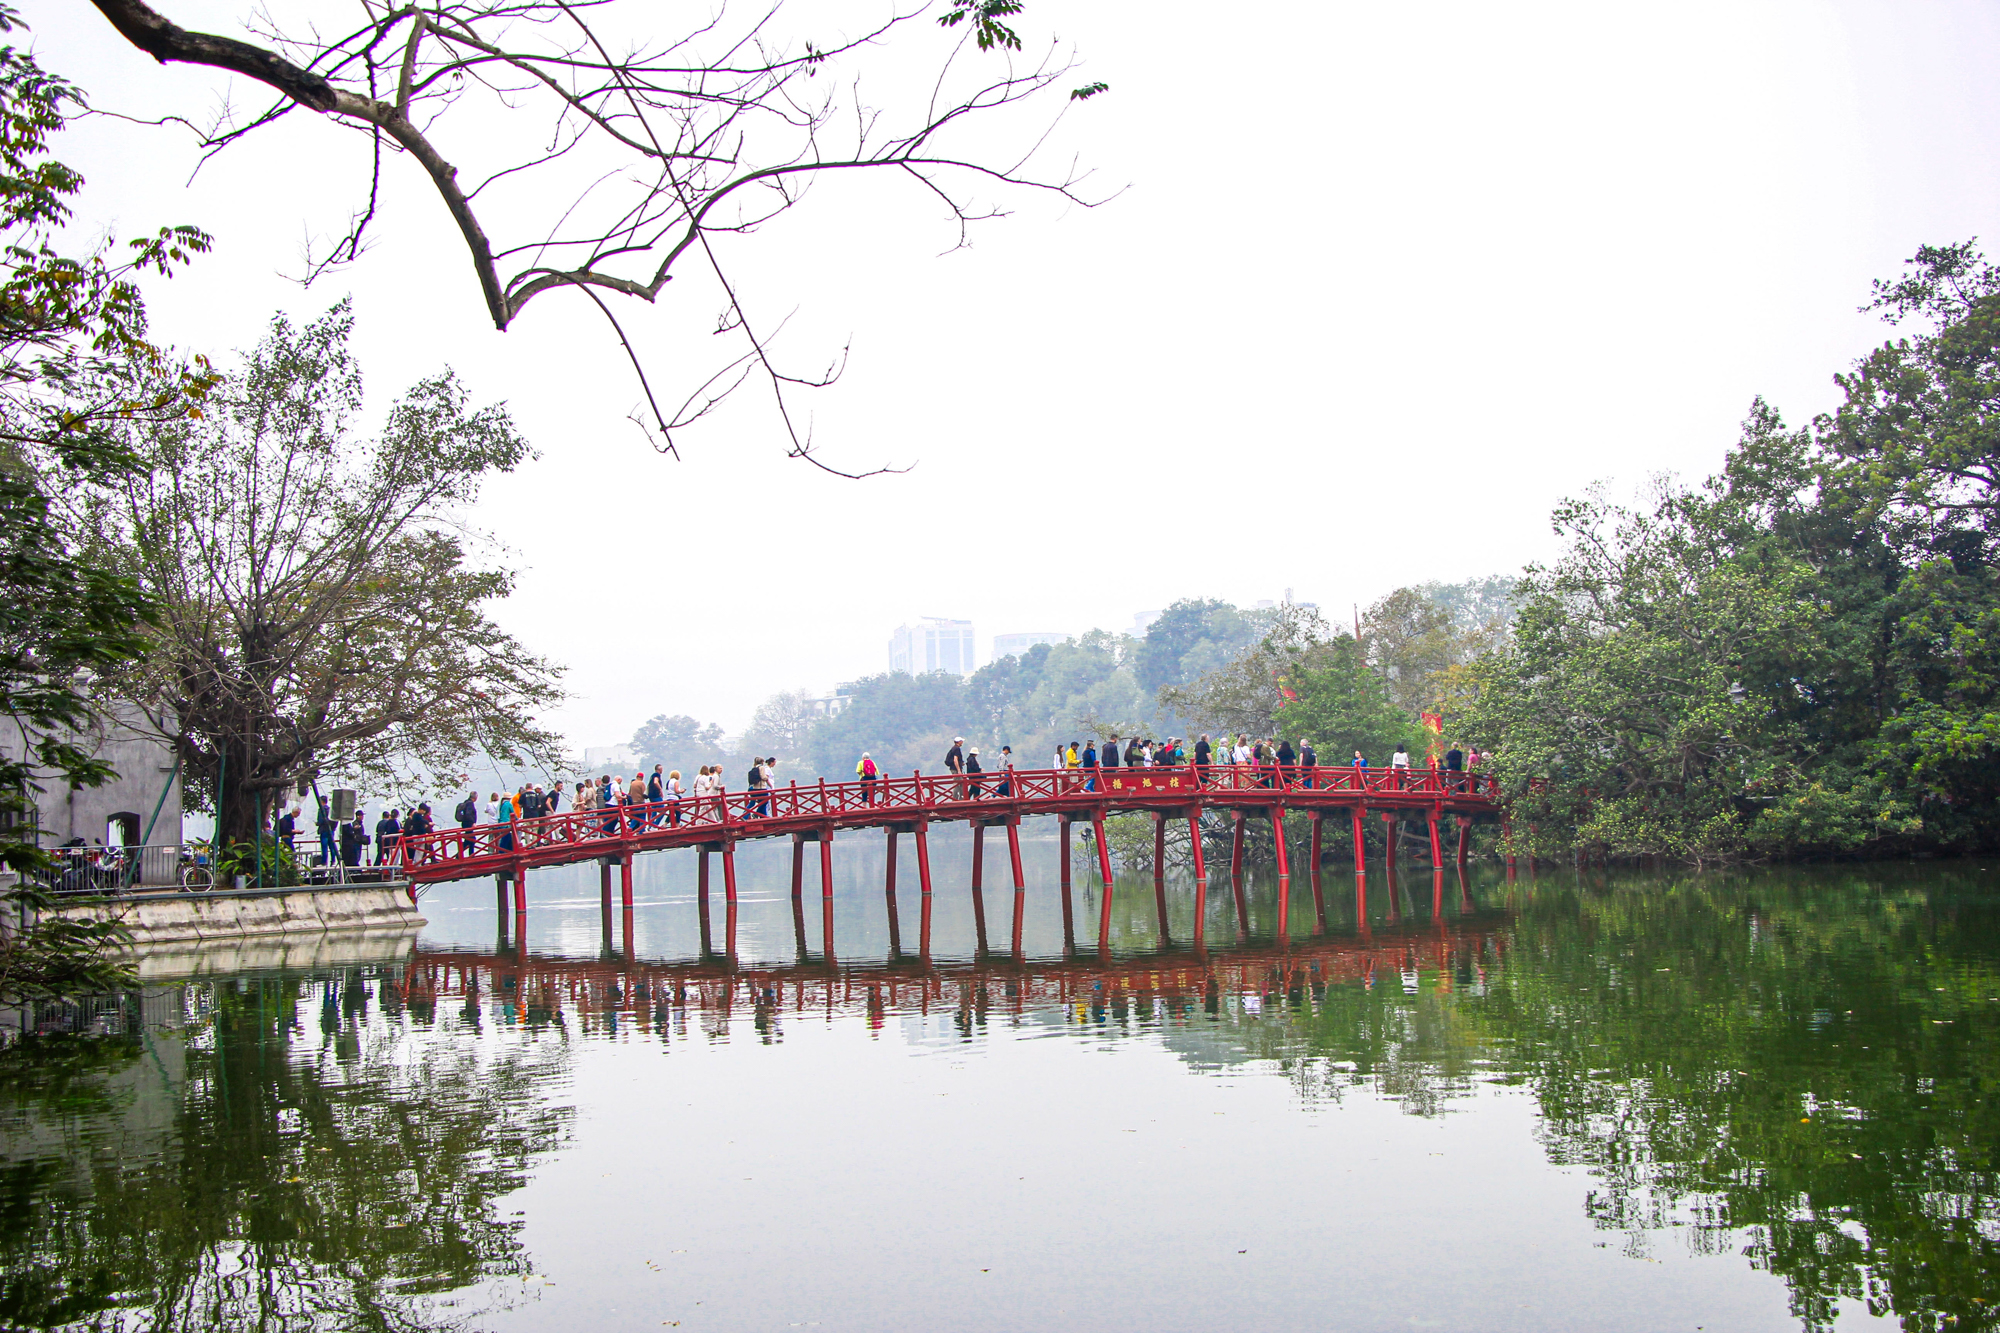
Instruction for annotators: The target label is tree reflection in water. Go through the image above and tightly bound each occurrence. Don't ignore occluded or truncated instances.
[0,970,572,1330]
[1204,866,2000,1333]
[0,865,1992,1332]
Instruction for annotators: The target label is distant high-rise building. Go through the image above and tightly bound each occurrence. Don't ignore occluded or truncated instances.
[889,617,977,676]
[992,631,1066,660]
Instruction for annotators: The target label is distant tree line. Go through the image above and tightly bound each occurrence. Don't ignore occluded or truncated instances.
[625,582,1511,791]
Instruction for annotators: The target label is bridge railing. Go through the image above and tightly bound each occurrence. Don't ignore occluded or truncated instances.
[396,764,1499,872]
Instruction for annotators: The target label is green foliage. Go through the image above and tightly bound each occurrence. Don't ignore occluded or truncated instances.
[938,0,1024,51]
[629,713,727,779]
[0,8,215,1001]
[807,670,970,777]
[0,973,573,1327]
[1134,598,1267,695]
[1469,242,2000,859]
[64,303,564,844]
[209,838,301,887]
[1281,634,1418,763]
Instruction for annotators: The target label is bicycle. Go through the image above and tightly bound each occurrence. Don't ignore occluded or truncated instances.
[181,842,215,891]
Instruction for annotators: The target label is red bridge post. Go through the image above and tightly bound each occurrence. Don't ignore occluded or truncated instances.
[598,863,612,951]
[696,848,712,956]
[1006,817,1026,958]
[818,826,835,961]
[1187,810,1207,953]
[721,841,740,958]
[1152,815,1170,945]
[1456,815,1472,867]
[1351,805,1368,926]
[621,855,634,912]
[1427,808,1444,868]
[884,829,901,957]
[1091,808,1115,954]
[1309,812,1326,934]
[790,834,804,909]
[970,825,989,955]
[915,820,934,960]
[1058,818,1076,951]
[1273,807,1291,946]
[1230,813,1249,940]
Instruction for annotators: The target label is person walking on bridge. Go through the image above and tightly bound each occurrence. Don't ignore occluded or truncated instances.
[1195,734,1212,781]
[745,757,769,817]
[967,747,985,798]
[857,751,878,804]
[1276,737,1297,786]
[995,746,1014,797]
[945,737,966,799]
[454,791,479,856]
[1080,740,1098,792]
[1299,738,1317,787]
[1101,735,1121,771]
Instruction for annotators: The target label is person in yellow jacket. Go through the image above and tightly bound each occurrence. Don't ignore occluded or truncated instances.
[856,752,878,805]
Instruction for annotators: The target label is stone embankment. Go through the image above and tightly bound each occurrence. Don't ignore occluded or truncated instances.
[46,883,426,954]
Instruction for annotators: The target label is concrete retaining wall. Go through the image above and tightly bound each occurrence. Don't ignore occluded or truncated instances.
[127,926,423,981]
[48,884,427,946]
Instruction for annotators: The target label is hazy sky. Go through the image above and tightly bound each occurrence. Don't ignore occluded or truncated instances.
[28,0,2000,750]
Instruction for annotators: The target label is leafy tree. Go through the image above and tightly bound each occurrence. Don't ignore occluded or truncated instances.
[1466,482,1828,862]
[742,689,817,765]
[1134,598,1265,695]
[628,713,727,782]
[806,671,968,778]
[1161,605,1414,759]
[0,7,210,999]
[1281,635,1418,765]
[1361,580,1513,718]
[56,303,563,845]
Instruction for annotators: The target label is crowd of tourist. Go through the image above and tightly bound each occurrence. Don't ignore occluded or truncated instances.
[284,735,1484,865]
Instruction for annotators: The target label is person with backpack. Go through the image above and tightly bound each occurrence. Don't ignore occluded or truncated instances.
[340,812,366,868]
[455,790,479,856]
[746,757,768,817]
[857,751,879,805]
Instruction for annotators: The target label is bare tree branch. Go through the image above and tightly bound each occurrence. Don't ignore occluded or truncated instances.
[86,0,1110,471]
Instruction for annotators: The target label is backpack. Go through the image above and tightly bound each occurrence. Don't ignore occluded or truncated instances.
[747,765,762,788]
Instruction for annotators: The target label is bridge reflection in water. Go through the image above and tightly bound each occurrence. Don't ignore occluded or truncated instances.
[405,867,1511,1040]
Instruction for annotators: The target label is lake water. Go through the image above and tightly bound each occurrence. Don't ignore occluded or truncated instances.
[2,829,1995,1331]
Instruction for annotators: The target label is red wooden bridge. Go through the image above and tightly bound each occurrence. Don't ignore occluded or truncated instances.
[398,764,1510,957]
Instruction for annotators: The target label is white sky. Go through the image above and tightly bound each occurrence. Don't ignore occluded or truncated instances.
[26,0,2000,750]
